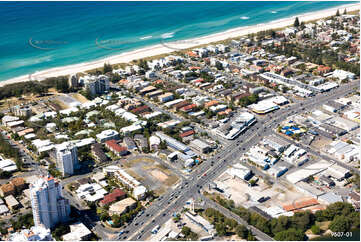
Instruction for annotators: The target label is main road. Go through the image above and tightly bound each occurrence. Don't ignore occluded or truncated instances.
[121,80,359,241]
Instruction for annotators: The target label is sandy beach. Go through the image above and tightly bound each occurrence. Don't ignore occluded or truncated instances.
[1,3,359,87]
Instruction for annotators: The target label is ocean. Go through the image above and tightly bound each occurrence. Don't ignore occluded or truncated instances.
[0,1,355,82]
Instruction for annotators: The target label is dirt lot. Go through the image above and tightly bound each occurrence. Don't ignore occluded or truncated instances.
[211,170,311,209]
[123,155,179,195]
[310,135,333,151]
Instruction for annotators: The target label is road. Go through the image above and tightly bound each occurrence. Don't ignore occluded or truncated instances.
[200,195,274,241]
[123,80,359,241]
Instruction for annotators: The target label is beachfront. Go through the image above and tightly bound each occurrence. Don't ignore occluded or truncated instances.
[0,2,359,88]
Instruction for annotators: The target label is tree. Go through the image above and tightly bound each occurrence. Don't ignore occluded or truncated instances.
[103,63,113,74]
[236,224,249,238]
[336,9,340,16]
[290,211,314,232]
[329,215,351,232]
[294,17,300,27]
[311,225,321,235]
[181,226,191,236]
[215,61,224,70]
[343,9,347,15]
[215,223,227,236]
[111,214,121,227]
[274,228,305,241]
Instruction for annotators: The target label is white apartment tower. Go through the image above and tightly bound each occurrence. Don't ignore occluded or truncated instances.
[30,176,70,229]
[56,144,78,176]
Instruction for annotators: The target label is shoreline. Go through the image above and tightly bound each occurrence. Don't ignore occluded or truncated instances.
[1,3,359,88]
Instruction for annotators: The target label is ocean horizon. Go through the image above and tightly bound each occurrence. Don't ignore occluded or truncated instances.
[0,1,356,82]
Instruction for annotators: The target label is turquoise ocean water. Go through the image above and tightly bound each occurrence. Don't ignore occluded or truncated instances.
[0,1,355,81]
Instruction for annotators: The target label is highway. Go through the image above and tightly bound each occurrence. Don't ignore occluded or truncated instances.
[122,80,359,241]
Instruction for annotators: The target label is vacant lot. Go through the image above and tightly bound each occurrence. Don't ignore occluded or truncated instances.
[124,155,179,195]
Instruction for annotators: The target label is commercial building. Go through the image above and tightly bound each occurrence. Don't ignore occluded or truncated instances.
[189,139,211,154]
[263,135,290,152]
[226,163,252,180]
[294,181,325,198]
[30,176,70,229]
[216,112,256,140]
[56,143,78,176]
[185,212,215,236]
[155,131,190,153]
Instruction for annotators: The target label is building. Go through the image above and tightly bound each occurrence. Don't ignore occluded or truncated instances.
[99,188,126,207]
[105,140,129,156]
[155,131,190,153]
[185,212,215,236]
[226,163,252,180]
[96,129,119,143]
[0,157,17,172]
[91,143,109,163]
[83,75,110,96]
[331,69,356,80]
[10,177,26,194]
[158,92,174,103]
[189,139,211,154]
[5,195,20,210]
[11,105,32,117]
[123,137,137,151]
[30,176,70,229]
[62,222,92,241]
[263,135,290,152]
[108,197,137,215]
[56,143,78,176]
[8,225,53,241]
[68,74,79,88]
[76,183,107,202]
[0,183,15,197]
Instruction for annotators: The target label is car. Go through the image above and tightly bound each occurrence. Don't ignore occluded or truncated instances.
[135,223,138,226]
[137,235,142,240]
[163,213,166,216]
[152,219,155,223]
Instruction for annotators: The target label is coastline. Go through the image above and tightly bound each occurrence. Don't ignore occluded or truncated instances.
[1,3,359,88]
